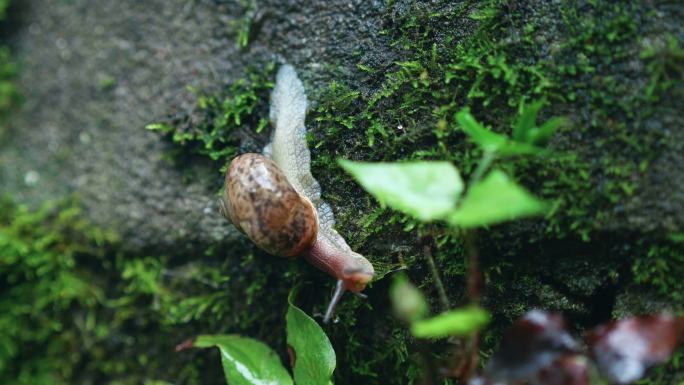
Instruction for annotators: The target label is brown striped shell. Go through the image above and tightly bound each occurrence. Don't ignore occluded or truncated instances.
[219,153,318,257]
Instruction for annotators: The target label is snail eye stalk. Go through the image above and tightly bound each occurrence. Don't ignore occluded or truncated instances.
[323,279,346,324]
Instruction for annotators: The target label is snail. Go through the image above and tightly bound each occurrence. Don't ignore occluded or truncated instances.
[219,64,374,323]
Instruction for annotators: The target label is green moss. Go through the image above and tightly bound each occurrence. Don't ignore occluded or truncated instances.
[0,47,19,131]
[0,196,318,385]
[147,63,275,172]
[230,0,259,49]
[632,241,684,303]
[0,0,9,20]
[0,0,20,141]
[0,197,117,384]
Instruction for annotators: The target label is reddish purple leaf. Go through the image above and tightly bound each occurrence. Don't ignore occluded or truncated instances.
[534,355,588,385]
[484,310,579,383]
[588,314,684,384]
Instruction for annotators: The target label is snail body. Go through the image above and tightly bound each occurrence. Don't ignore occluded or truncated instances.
[220,64,374,322]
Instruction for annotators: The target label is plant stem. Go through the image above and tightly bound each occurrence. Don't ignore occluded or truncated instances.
[464,230,482,303]
[470,151,495,185]
[416,340,437,385]
[460,229,482,382]
[423,243,450,312]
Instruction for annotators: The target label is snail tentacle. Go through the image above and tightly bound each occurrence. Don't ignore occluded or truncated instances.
[323,280,346,324]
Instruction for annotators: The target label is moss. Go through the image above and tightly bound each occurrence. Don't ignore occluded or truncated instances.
[147,62,275,173]
[0,196,317,385]
[0,0,20,141]
[0,197,118,384]
[0,0,9,20]
[632,241,684,303]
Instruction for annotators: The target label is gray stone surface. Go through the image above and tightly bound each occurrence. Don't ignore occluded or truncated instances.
[1,1,239,253]
[0,0,397,254]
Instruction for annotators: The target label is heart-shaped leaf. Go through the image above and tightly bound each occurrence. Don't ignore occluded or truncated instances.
[448,170,548,227]
[339,160,464,221]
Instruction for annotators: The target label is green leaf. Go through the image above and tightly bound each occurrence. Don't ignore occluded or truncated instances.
[456,108,541,156]
[339,160,464,221]
[455,108,508,153]
[144,123,172,133]
[390,274,428,323]
[194,335,293,385]
[512,99,564,146]
[411,306,490,339]
[449,170,548,227]
[495,141,545,156]
[512,99,544,142]
[528,116,564,146]
[287,293,336,385]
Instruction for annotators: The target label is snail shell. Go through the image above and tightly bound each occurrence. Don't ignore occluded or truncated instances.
[220,153,318,257]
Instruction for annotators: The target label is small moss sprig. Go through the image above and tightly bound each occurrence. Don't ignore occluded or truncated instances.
[146,64,275,171]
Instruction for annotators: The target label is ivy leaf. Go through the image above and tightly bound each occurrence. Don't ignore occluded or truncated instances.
[339,160,464,221]
[287,293,336,385]
[411,306,489,339]
[194,335,293,385]
[448,170,548,227]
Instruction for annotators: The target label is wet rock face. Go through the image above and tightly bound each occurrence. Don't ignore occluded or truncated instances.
[0,0,239,253]
[0,0,396,254]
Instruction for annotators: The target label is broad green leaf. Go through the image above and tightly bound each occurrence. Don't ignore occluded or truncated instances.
[456,108,508,152]
[339,160,463,221]
[287,293,336,385]
[449,170,548,227]
[390,274,428,323]
[411,306,490,339]
[194,335,293,385]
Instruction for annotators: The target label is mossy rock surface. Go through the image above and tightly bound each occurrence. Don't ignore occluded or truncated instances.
[0,1,682,384]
